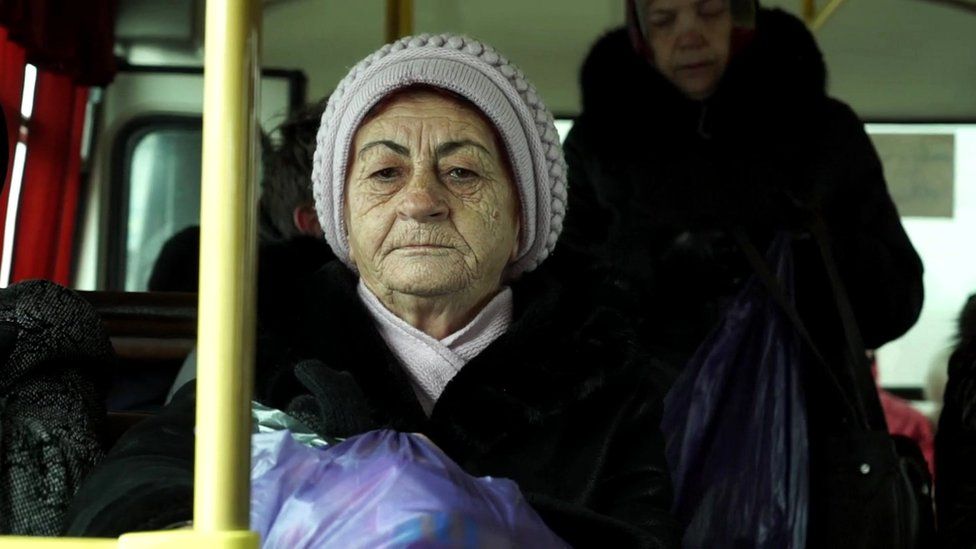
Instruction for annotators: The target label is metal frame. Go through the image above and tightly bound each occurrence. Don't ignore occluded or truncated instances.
[116,64,308,114]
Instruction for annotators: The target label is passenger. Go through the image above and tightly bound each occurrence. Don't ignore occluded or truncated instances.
[252,101,336,325]
[870,352,935,478]
[145,225,199,293]
[67,34,679,547]
[556,0,925,545]
[136,104,336,410]
[146,101,334,294]
[936,294,976,547]
[256,100,327,243]
[164,102,337,401]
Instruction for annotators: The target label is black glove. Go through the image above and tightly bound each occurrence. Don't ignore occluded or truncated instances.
[286,359,378,439]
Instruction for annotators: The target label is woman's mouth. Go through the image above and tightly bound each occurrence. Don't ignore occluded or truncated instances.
[393,244,453,255]
[676,61,714,73]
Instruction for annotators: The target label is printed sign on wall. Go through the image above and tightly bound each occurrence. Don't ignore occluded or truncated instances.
[870,133,955,218]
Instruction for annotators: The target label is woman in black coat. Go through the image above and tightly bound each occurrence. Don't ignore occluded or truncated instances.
[66,34,678,548]
[556,0,925,546]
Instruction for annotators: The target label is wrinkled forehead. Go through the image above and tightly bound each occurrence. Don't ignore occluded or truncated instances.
[639,0,739,17]
[641,0,704,11]
[640,0,751,24]
[350,87,516,182]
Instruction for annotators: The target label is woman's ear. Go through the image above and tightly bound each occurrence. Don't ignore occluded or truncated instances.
[343,195,357,266]
[292,203,324,237]
[509,219,521,263]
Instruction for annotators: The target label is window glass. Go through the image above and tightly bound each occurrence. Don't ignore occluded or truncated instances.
[868,124,976,408]
[124,125,202,291]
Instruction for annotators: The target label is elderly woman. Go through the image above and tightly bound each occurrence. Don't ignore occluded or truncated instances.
[555,0,926,547]
[66,35,678,547]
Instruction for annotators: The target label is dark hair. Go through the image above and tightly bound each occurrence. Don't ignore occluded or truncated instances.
[959,294,976,346]
[258,98,328,241]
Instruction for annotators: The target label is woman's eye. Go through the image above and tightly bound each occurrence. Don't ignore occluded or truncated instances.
[370,167,400,181]
[698,0,726,17]
[447,167,478,181]
[648,14,674,28]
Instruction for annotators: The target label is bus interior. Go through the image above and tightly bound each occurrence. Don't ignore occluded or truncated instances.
[64,0,976,417]
[0,0,974,544]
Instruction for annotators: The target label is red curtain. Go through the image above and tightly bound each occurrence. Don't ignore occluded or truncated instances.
[0,0,116,284]
[0,0,117,86]
[0,27,25,250]
[9,72,87,284]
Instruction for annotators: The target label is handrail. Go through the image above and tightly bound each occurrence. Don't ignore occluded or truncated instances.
[194,0,261,537]
[385,0,414,42]
[806,0,850,31]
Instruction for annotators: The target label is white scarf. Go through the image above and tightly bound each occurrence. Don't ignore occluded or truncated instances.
[357,281,514,416]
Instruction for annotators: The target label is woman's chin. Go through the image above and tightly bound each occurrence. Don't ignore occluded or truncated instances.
[380,260,470,298]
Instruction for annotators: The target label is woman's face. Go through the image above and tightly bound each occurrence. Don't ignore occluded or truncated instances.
[641,0,733,100]
[344,90,520,301]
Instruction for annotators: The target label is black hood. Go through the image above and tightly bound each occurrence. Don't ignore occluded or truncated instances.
[958,294,976,348]
[580,9,827,132]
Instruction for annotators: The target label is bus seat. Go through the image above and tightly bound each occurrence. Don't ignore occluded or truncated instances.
[105,410,154,446]
[79,291,197,413]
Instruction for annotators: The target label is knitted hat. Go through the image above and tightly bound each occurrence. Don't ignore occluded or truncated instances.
[311,34,567,277]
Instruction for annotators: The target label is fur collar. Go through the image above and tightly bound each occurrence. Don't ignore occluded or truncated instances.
[260,262,660,449]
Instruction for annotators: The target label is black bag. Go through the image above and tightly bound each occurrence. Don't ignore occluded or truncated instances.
[733,222,935,549]
[0,280,111,535]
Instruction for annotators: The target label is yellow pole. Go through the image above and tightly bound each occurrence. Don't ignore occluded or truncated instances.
[385,0,414,42]
[0,538,117,548]
[195,0,261,534]
[802,0,817,25]
[811,0,849,31]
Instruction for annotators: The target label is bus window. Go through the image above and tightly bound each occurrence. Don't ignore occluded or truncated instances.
[114,116,202,292]
[70,68,303,292]
[867,123,976,412]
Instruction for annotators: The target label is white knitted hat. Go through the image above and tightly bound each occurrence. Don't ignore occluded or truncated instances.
[311,33,567,277]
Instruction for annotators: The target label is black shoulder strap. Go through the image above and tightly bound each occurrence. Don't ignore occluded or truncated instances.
[731,227,870,429]
[808,219,867,367]
[808,218,888,430]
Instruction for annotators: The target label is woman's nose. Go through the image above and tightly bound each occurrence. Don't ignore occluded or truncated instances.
[675,15,707,49]
[396,173,449,223]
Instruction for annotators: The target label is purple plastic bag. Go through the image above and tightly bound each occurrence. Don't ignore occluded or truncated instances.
[661,234,809,548]
[250,429,569,549]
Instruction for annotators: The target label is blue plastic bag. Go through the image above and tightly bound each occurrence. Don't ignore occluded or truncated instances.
[250,428,568,549]
[661,234,809,548]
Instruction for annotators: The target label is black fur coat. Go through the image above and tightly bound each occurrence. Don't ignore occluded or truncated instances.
[554,8,925,546]
[67,261,679,548]
[936,294,976,547]
[558,9,922,366]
